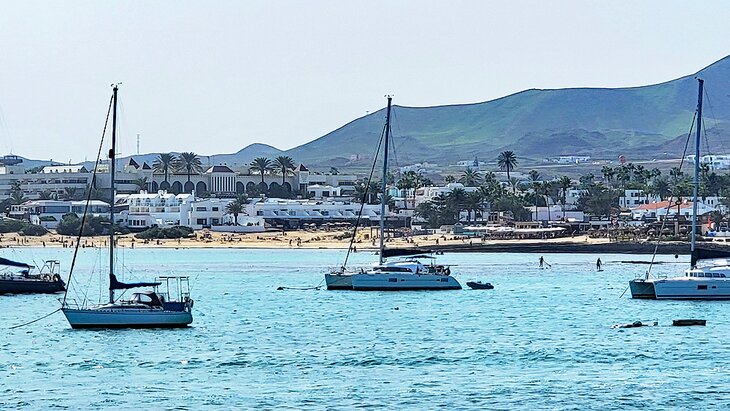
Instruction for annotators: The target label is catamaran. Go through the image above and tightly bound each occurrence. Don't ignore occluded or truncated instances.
[325,97,461,291]
[61,85,194,328]
[629,78,730,300]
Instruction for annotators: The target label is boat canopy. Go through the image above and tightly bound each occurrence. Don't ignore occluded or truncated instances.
[109,273,161,290]
[0,257,31,269]
[691,246,730,267]
[381,248,434,258]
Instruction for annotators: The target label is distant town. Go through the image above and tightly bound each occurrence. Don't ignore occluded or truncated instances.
[1,149,728,241]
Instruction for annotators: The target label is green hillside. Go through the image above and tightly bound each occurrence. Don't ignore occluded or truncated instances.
[286,55,730,167]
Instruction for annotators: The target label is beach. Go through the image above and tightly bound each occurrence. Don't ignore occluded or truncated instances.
[0,229,693,255]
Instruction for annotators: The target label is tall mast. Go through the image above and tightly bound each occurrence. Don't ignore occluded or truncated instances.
[109,85,118,303]
[378,96,392,265]
[691,79,703,258]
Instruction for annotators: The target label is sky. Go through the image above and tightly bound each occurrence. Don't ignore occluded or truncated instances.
[1,0,730,163]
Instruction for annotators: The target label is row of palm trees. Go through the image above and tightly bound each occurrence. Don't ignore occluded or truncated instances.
[151,153,299,187]
[249,156,296,185]
[152,152,204,182]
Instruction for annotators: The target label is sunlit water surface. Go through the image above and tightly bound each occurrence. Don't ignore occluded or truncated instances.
[1,247,728,409]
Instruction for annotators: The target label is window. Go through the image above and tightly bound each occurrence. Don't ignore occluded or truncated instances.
[698,285,708,290]
[196,218,206,225]
[212,207,219,212]
[388,278,398,283]
[440,278,449,282]
[196,207,207,211]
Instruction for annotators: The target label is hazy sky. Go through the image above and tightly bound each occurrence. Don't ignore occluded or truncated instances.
[2,0,730,163]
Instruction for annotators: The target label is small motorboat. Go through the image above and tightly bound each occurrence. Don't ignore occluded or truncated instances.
[672,319,706,326]
[466,281,494,290]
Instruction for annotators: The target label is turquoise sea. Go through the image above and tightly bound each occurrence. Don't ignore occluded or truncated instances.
[1,247,729,410]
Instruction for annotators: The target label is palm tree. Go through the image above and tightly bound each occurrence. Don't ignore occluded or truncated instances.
[9,181,26,204]
[273,156,296,186]
[459,167,482,186]
[528,169,540,183]
[38,190,54,200]
[558,175,572,219]
[178,152,203,182]
[133,177,149,192]
[153,153,178,183]
[63,187,78,201]
[249,157,272,184]
[226,200,244,225]
[444,175,456,184]
[601,166,614,184]
[508,176,520,194]
[497,150,518,181]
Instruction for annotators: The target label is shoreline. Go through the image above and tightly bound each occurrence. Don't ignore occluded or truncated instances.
[0,230,700,255]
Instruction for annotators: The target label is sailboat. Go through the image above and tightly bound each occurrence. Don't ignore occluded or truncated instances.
[629,78,730,300]
[0,258,65,294]
[324,97,462,291]
[61,85,194,328]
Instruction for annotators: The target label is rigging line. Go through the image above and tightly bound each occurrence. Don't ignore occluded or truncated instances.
[645,110,697,278]
[703,87,727,155]
[388,106,401,171]
[341,121,387,270]
[8,308,61,329]
[62,92,114,307]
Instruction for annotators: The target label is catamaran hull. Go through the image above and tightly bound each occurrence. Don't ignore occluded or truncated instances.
[325,274,353,290]
[653,279,730,300]
[629,279,656,299]
[351,273,462,291]
[0,279,65,294]
[62,308,193,329]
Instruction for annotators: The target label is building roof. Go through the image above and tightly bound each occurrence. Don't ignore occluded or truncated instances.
[127,158,140,168]
[40,165,89,174]
[297,164,309,172]
[634,200,694,211]
[142,162,152,170]
[205,165,234,173]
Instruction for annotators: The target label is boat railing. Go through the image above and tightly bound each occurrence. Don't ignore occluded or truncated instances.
[154,276,191,302]
[62,299,86,310]
[38,260,61,276]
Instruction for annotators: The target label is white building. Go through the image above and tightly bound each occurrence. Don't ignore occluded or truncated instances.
[555,155,591,164]
[630,200,716,220]
[413,183,479,207]
[249,199,384,226]
[528,205,585,222]
[124,191,194,229]
[11,199,110,229]
[619,189,661,209]
[307,184,342,199]
[686,154,730,170]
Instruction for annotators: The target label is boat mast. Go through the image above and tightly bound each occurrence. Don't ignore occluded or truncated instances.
[378,96,392,265]
[109,85,118,304]
[691,78,703,258]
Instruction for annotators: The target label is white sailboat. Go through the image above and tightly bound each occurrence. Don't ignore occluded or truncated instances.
[325,97,462,291]
[61,85,194,328]
[629,78,730,300]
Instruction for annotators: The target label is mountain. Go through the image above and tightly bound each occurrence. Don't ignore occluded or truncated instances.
[285,55,730,167]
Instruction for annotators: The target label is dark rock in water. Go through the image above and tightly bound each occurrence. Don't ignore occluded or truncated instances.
[276,286,284,291]
[672,319,706,326]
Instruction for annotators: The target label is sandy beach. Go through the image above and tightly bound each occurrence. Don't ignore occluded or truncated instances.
[0,229,628,251]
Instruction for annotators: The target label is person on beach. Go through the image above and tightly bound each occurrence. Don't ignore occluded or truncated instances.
[596,258,602,271]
